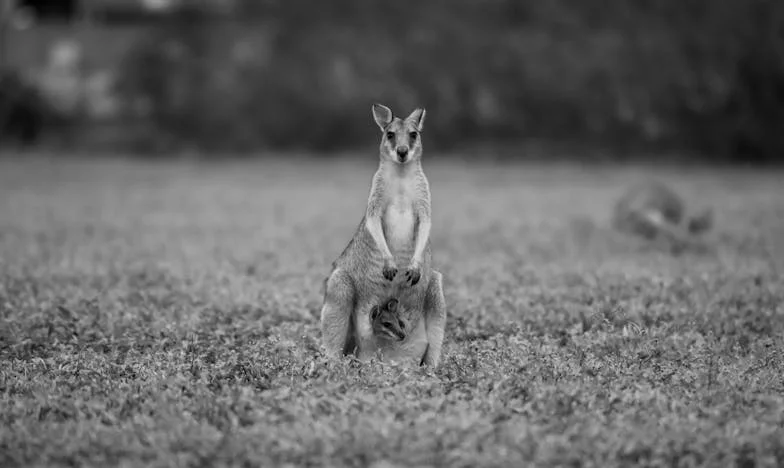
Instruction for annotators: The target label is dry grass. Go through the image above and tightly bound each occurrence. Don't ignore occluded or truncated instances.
[1,154,783,467]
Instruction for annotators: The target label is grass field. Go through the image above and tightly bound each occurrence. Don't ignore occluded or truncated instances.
[1,155,783,467]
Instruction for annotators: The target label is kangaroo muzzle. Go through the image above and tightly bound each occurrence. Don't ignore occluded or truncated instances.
[396,146,409,162]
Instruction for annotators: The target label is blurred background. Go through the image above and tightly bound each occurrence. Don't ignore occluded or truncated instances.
[1,0,783,163]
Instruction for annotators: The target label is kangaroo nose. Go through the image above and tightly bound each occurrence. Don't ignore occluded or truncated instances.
[396,147,408,160]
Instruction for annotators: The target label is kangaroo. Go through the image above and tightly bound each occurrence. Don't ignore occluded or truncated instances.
[342,292,422,362]
[343,274,433,363]
[612,180,714,251]
[320,103,446,367]
[367,294,434,365]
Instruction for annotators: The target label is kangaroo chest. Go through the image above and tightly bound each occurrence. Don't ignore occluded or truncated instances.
[382,183,418,254]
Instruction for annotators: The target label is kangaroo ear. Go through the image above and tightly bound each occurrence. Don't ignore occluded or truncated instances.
[406,108,426,131]
[372,103,393,131]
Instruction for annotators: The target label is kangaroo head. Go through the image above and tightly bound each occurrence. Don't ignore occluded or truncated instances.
[371,103,426,165]
[370,297,406,342]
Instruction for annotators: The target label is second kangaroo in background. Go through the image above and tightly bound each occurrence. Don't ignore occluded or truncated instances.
[612,180,714,252]
[320,103,447,367]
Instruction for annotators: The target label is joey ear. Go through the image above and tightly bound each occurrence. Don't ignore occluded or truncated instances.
[372,103,393,131]
[406,108,426,131]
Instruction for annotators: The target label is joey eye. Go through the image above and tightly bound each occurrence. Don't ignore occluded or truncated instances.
[386,132,395,140]
[409,131,418,140]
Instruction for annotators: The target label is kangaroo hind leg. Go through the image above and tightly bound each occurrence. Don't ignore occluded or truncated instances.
[420,270,447,367]
[320,268,357,358]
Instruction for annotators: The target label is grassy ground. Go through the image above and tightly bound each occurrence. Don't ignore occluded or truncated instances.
[1,154,783,467]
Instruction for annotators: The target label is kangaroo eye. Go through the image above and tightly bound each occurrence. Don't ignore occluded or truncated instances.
[386,132,395,140]
[409,131,418,140]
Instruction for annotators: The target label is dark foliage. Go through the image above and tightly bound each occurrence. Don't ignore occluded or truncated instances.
[8,0,784,162]
[0,69,51,148]
[0,67,78,150]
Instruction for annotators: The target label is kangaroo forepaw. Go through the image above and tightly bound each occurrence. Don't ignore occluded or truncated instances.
[382,261,398,281]
[403,266,421,286]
